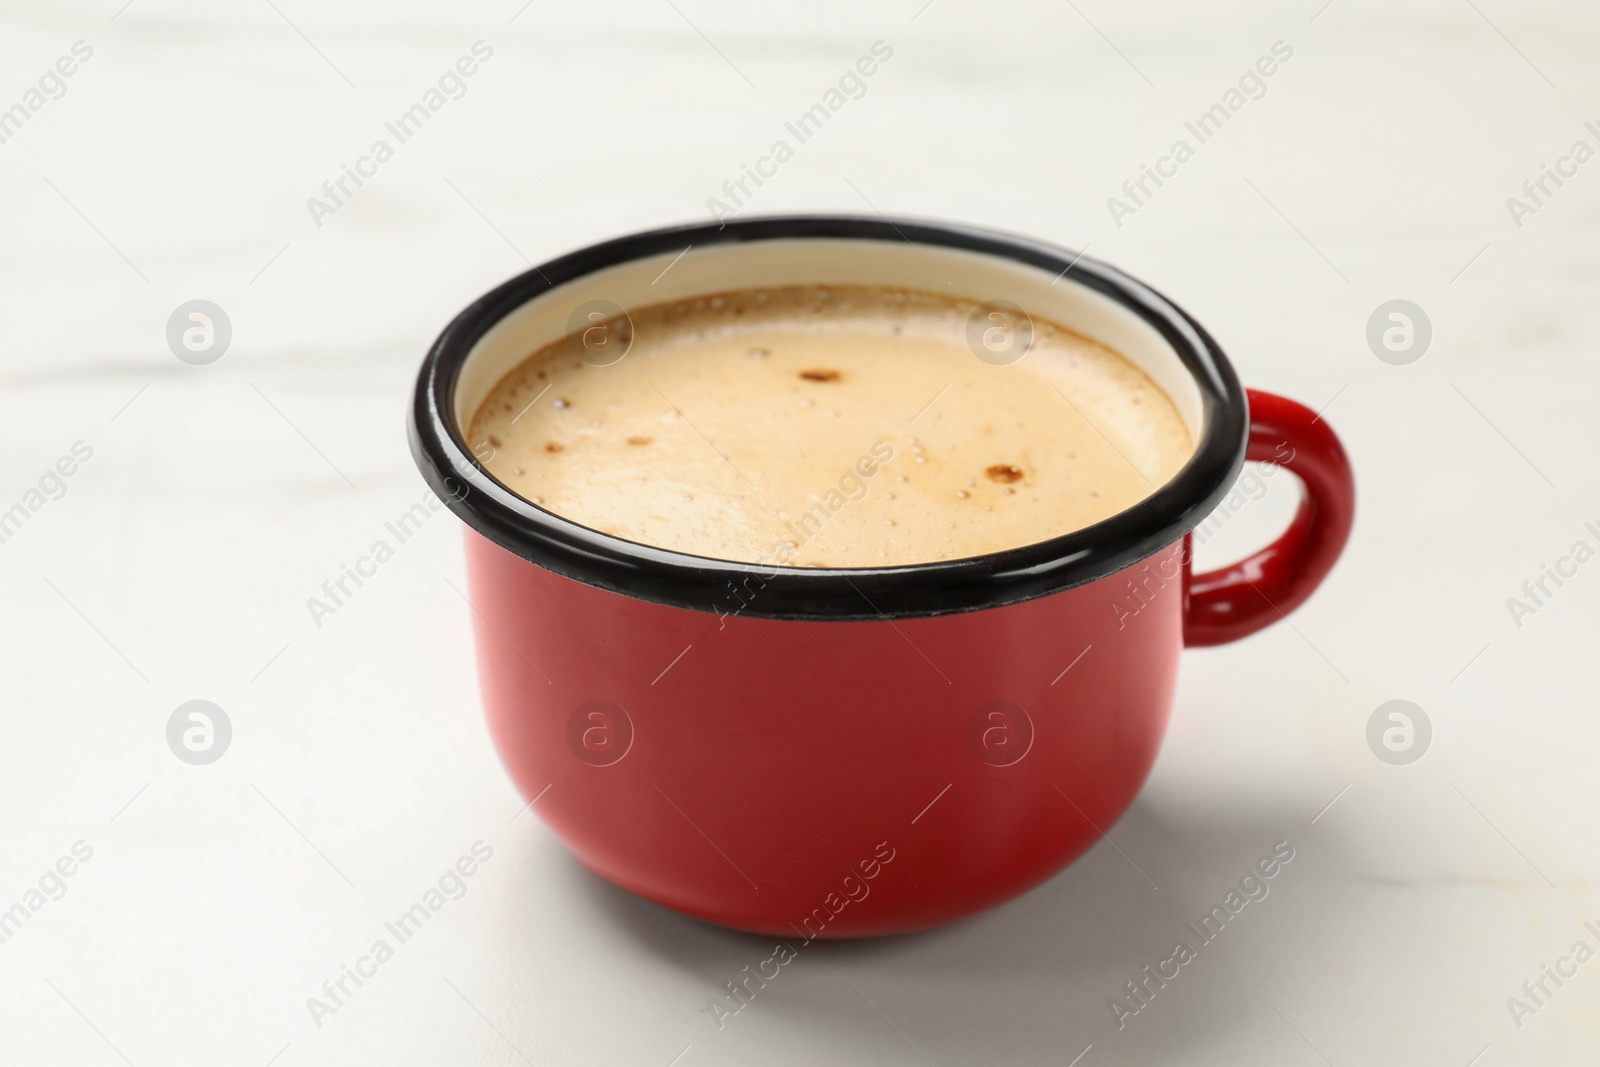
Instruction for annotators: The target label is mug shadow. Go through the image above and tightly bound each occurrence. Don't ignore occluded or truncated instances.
[555,791,1363,1065]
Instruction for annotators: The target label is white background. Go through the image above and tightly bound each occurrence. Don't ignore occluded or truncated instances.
[2,1,1597,1064]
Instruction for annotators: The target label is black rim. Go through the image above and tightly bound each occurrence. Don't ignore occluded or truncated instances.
[409,215,1248,621]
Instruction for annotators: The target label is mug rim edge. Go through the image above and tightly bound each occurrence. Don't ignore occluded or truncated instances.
[408,214,1249,621]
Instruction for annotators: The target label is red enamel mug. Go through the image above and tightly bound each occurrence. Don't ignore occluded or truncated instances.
[409,216,1354,937]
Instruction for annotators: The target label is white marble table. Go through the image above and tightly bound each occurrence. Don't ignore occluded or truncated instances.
[2,1,1597,1064]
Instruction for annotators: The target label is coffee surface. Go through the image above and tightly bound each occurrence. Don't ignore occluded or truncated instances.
[467,285,1193,568]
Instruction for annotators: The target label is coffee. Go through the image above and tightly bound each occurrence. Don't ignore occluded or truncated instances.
[467,285,1193,568]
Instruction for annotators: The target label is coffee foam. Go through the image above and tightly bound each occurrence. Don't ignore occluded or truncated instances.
[467,285,1193,568]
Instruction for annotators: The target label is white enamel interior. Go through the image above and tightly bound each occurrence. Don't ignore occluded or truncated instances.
[452,238,1203,439]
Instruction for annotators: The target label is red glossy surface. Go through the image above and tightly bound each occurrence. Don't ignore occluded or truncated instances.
[463,391,1352,936]
[466,535,1186,937]
[1184,389,1355,647]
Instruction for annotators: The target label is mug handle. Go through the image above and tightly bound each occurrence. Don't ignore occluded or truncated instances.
[1184,389,1355,647]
